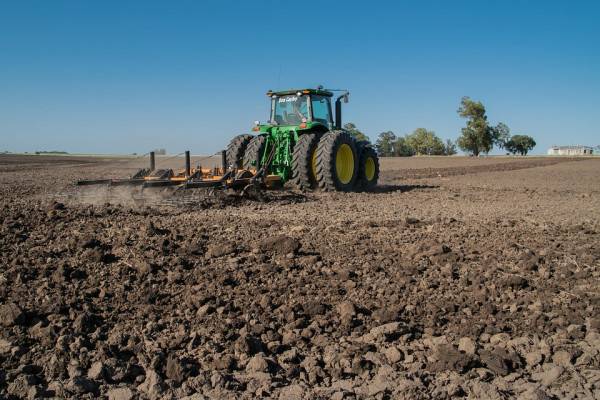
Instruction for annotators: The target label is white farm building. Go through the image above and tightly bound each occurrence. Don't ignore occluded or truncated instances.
[547,145,594,156]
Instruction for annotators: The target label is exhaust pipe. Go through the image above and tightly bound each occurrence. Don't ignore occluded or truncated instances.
[334,92,349,129]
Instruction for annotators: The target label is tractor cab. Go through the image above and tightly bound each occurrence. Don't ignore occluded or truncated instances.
[267,88,336,131]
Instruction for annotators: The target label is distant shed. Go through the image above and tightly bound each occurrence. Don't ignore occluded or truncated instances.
[547,145,593,156]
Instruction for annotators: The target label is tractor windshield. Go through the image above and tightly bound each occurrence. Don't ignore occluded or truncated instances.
[272,95,309,125]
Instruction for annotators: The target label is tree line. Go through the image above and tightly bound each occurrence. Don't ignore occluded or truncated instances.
[347,97,536,156]
[374,129,457,156]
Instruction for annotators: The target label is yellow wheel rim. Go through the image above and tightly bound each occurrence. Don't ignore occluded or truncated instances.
[311,148,317,181]
[364,157,375,181]
[335,143,354,184]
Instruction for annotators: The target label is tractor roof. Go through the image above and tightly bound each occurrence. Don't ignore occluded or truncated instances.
[267,88,333,97]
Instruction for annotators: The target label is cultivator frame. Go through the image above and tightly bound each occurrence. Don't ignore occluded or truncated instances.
[76,150,282,191]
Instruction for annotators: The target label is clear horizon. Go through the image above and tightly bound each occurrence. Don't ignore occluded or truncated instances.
[1,1,599,155]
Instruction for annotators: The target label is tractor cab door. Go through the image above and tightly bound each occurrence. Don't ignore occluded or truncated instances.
[310,95,333,129]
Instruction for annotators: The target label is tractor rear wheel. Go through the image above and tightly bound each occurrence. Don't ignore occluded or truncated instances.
[243,135,267,173]
[226,134,253,169]
[291,133,321,190]
[356,145,379,191]
[315,131,358,191]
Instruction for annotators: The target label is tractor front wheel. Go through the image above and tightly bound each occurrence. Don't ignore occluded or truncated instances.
[356,145,379,191]
[315,131,358,191]
[291,133,321,190]
[226,134,253,169]
[243,135,267,173]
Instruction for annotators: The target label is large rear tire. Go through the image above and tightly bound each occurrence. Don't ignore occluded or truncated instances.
[243,135,267,173]
[356,145,379,191]
[315,131,358,192]
[226,134,253,169]
[291,133,321,190]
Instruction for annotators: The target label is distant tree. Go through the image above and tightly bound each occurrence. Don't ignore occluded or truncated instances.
[393,136,414,156]
[505,135,536,155]
[375,129,455,157]
[375,131,397,156]
[444,139,457,155]
[405,128,445,155]
[456,97,492,156]
[489,122,511,150]
[344,123,370,142]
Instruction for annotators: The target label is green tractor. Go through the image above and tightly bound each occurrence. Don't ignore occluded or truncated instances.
[225,87,379,191]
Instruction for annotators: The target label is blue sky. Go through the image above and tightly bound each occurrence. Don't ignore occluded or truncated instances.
[1,0,599,155]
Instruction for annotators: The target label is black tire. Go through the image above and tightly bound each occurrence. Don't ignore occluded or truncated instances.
[291,133,321,190]
[226,134,253,169]
[315,131,359,192]
[243,135,267,172]
[356,145,380,191]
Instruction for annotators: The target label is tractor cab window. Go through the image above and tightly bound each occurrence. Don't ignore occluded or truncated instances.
[311,95,332,126]
[272,95,309,125]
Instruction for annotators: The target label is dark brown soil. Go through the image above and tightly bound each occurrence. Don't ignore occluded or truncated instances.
[1,154,599,399]
[380,157,585,181]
